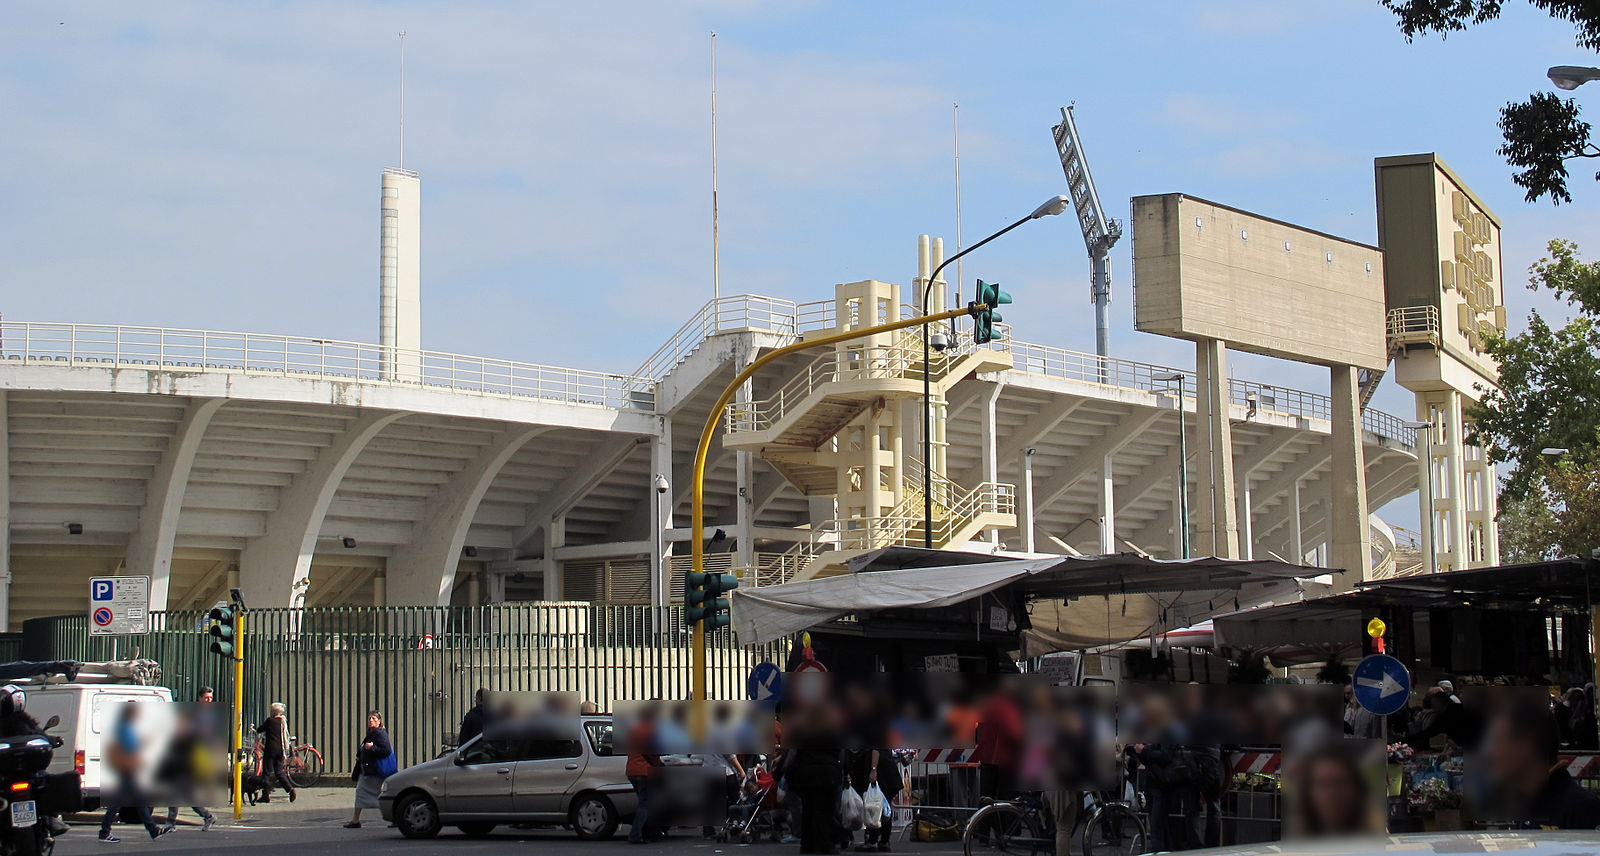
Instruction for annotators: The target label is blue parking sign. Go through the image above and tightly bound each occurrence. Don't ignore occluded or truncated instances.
[92,580,114,602]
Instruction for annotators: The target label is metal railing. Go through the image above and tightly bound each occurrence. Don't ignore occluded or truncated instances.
[1387,305,1441,344]
[1007,339,1415,450]
[0,321,655,411]
[23,605,782,776]
[632,295,800,381]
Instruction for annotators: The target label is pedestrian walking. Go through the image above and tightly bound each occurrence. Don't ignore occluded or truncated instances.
[159,687,217,833]
[99,701,168,843]
[255,702,296,803]
[625,702,664,844]
[345,710,394,828]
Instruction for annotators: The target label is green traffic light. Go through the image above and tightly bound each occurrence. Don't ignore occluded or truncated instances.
[971,280,1013,345]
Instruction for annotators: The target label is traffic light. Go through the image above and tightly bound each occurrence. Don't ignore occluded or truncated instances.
[684,570,739,630]
[207,606,237,658]
[969,279,1013,345]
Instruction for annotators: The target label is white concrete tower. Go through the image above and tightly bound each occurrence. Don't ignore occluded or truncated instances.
[379,167,421,381]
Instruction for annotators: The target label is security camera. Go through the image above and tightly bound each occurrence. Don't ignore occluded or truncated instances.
[930,331,950,352]
[654,474,669,494]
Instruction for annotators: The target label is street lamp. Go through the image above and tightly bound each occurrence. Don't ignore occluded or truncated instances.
[1542,447,1571,456]
[1403,420,1438,574]
[1156,371,1190,558]
[1550,66,1600,90]
[919,195,1070,547]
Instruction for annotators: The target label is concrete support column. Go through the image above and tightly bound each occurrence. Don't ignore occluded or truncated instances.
[1098,454,1116,555]
[733,348,755,572]
[1328,364,1371,591]
[128,398,224,610]
[1443,391,1469,571]
[372,574,386,607]
[651,420,673,607]
[465,569,480,606]
[543,516,565,601]
[1482,456,1500,565]
[1235,471,1253,561]
[979,383,1002,544]
[1020,449,1036,554]
[1192,340,1239,557]
[1289,479,1304,564]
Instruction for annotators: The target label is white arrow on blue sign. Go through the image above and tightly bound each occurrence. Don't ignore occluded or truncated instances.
[747,662,783,707]
[1352,653,1411,716]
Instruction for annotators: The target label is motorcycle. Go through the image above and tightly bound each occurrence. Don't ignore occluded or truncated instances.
[0,715,81,856]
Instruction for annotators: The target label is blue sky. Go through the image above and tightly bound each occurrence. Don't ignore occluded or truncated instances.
[1,0,1596,424]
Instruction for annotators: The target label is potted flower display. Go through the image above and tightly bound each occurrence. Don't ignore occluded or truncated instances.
[1386,743,1414,797]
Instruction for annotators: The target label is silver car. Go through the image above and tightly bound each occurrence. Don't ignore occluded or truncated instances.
[378,714,637,840]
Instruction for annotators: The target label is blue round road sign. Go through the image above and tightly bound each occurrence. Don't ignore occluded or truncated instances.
[747,662,783,707]
[1352,654,1411,716]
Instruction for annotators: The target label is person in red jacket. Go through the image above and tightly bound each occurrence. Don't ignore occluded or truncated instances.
[970,685,1023,801]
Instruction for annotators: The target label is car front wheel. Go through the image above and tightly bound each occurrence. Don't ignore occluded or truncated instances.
[569,793,618,841]
[395,792,443,840]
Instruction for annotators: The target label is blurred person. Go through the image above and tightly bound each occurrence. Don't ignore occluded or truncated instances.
[1409,687,1485,754]
[1180,684,1228,848]
[254,702,296,803]
[458,688,491,747]
[1287,743,1383,837]
[972,684,1023,801]
[99,701,169,843]
[1482,698,1600,829]
[782,695,844,854]
[1131,693,1192,852]
[846,685,901,852]
[942,691,980,810]
[1559,687,1598,750]
[625,702,664,845]
[159,688,217,833]
[698,706,745,839]
[343,710,393,828]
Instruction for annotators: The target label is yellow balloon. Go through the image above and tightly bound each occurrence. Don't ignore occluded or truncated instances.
[1367,617,1387,639]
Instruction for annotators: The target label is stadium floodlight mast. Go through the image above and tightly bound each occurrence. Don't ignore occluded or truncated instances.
[1402,420,1438,575]
[1155,371,1190,559]
[1549,66,1600,90]
[919,195,1070,548]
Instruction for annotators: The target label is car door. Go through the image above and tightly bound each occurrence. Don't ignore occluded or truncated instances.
[510,722,586,817]
[444,732,521,816]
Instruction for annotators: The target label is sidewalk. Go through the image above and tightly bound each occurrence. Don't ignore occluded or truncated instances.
[74,787,367,831]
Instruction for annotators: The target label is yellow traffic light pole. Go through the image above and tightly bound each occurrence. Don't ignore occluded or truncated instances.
[232,610,244,820]
[689,305,976,702]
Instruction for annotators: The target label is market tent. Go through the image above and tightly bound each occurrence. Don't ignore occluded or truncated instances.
[729,548,1317,647]
[1211,559,1600,651]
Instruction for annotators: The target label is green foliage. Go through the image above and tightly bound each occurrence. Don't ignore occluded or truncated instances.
[1498,459,1600,559]
[1382,0,1600,50]
[1499,93,1596,204]
[1469,239,1600,499]
[1383,1,1600,201]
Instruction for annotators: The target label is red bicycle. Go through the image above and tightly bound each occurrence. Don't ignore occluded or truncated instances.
[245,726,325,788]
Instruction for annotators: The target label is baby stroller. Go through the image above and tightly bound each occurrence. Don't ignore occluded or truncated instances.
[721,762,787,844]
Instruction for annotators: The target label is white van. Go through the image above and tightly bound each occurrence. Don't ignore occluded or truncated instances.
[20,684,173,809]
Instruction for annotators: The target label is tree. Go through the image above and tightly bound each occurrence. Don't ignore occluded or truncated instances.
[1382,0,1600,202]
[1495,458,1600,559]
[1470,239,1600,498]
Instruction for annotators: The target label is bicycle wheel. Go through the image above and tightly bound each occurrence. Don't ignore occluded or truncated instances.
[964,802,1048,856]
[288,746,324,788]
[1080,803,1148,856]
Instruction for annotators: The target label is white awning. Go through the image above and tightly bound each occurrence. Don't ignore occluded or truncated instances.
[730,558,1058,646]
[729,550,1314,647]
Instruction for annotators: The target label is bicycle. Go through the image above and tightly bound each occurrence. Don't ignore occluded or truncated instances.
[963,788,1147,856]
[245,727,326,788]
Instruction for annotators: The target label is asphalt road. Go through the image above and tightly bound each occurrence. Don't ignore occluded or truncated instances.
[50,789,968,856]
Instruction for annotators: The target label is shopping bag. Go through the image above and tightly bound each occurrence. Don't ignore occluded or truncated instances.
[838,783,865,830]
[863,783,885,829]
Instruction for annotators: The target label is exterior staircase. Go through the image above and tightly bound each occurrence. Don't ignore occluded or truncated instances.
[723,329,1009,491]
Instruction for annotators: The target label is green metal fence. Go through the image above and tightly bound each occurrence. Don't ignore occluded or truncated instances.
[22,604,783,776]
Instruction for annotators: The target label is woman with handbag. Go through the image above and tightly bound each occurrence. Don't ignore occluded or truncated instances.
[344,710,394,829]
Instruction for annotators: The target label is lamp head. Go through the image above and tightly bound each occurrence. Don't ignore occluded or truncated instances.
[1549,66,1600,90]
[1030,194,1071,219]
